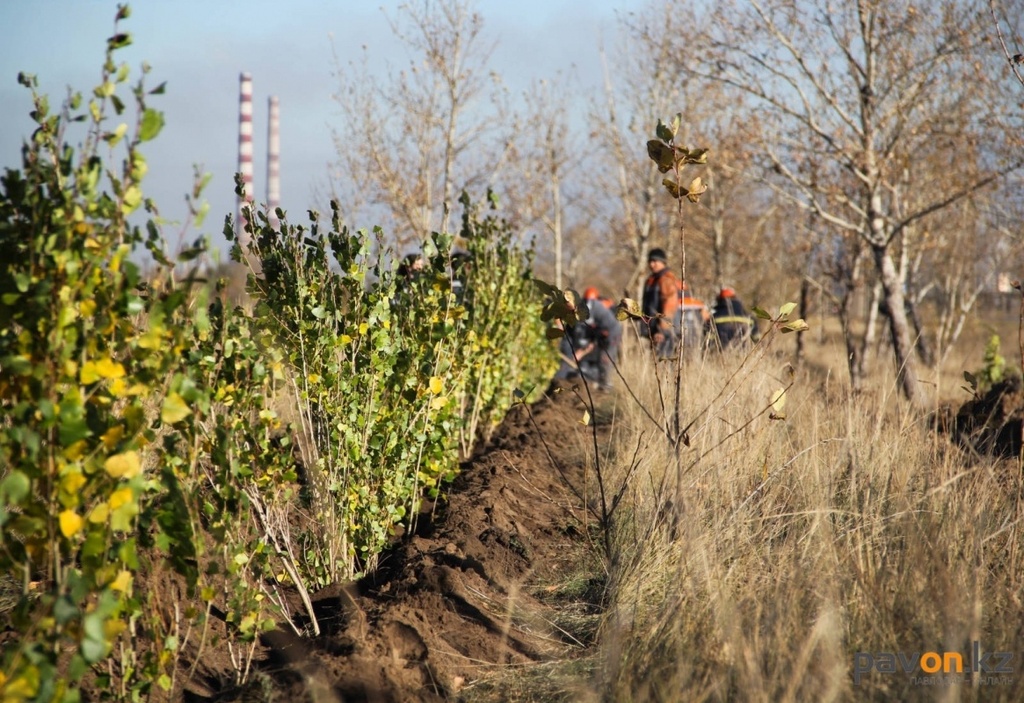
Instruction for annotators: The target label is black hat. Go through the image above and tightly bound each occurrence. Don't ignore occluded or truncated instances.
[648,248,667,263]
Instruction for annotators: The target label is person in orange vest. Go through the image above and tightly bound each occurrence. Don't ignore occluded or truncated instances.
[707,286,757,350]
[677,282,711,356]
[642,248,682,358]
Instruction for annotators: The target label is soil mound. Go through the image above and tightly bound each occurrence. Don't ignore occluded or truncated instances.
[184,381,601,702]
[941,376,1024,457]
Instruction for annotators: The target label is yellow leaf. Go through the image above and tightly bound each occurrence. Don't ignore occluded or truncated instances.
[60,470,87,494]
[104,451,140,479]
[110,570,132,592]
[59,510,84,538]
[101,425,124,450]
[340,334,353,345]
[81,357,125,384]
[108,378,127,397]
[581,410,591,426]
[136,329,163,349]
[307,373,321,384]
[430,395,448,410]
[358,322,368,335]
[429,376,443,394]
[108,487,134,511]
[0,670,37,700]
[88,503,109,524]
[685,176,708,203]
[161,393,191,424]
[80,299,97,317]
[63,440,89,461]
[104,618,126,639]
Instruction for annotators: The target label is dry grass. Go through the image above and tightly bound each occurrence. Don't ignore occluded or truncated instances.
[590,325,1024,702]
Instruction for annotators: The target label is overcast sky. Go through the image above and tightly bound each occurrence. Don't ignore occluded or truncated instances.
[0,0,626,257]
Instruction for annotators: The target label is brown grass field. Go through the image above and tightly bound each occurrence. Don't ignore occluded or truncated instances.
[562,308,1024,702]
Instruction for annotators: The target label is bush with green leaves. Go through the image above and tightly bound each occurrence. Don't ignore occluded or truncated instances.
[229,191,555,580]
[0,8,204,699]
[0,6,556,698]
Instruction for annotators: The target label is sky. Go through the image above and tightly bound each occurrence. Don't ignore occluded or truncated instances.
[0,0,627,259]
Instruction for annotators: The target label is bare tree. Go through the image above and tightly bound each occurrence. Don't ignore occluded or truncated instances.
[592,4,700,299]
[501,75,584,289]
[329,0,510,249]
[693,0,1024,404]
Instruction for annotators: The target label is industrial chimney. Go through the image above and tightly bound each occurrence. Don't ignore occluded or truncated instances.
[236,72,254,242]
[267,95,280,228]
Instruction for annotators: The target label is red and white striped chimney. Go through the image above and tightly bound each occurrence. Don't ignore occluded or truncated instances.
[267,95,280,228]
[237,72,254,240]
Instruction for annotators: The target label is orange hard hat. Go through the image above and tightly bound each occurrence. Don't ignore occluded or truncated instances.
[583,286,600,300]
[719,286,736,299]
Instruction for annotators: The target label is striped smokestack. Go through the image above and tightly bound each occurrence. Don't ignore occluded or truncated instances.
[267,95,280,227]
[237,72,254,241]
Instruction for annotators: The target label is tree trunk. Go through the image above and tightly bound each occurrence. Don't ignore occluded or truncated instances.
[838,285,863,394]
[873,244,922,405]
[856,281,882,382]
[906,294,935,367]
[795,274,810,365]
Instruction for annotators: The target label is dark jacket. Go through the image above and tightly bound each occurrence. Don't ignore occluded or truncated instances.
[708,296,756,349]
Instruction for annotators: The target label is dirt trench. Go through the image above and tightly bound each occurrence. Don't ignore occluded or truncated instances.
[183,383,604,703]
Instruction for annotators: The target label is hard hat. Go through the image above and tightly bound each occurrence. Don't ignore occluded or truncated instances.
[583,286,600,300]
[719,286,736,299]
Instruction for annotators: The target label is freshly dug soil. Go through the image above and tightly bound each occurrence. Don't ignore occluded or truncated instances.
[181,381,605,702]
[940,376,1024,458]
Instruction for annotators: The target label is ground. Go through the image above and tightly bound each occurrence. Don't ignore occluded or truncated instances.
[180,381,605,703]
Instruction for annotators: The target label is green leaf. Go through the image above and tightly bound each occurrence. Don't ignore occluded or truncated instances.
[646,140,675,173]
[149,81,167,95]
[59,417,91,447]
[662,178,682,198]
[0,471,31,504]
[781,319,809,333]
[679,148,709,165]
[139,108,164,142]
[752,306,772,320]
[655,119,674,142]
[54,596,79,625]
[80,636,107,665]
[107,32,132,50]
[546,327,565,340]
[161,392,191,424]
[81,611,108,663]
[779,302,797,318]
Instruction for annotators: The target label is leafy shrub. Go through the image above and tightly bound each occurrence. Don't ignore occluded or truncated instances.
[0,7,554,698]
